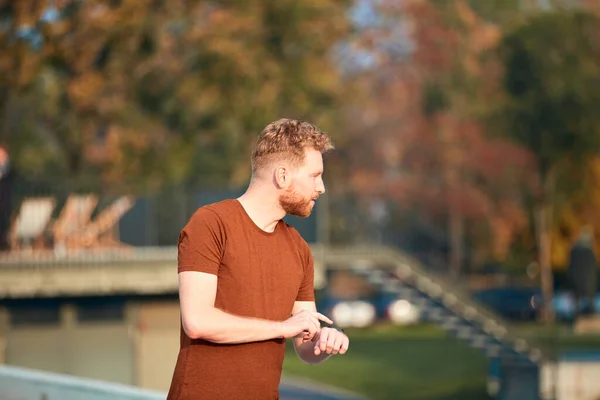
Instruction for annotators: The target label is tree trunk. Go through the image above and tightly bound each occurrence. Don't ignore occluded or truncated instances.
[0,89,14,143]
[535,170,556,323]
[449,208,464,278]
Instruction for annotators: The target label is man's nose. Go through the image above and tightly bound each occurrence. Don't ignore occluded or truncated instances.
[316,181,325,195]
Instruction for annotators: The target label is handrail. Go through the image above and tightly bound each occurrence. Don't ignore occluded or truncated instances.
[0,365,166,400]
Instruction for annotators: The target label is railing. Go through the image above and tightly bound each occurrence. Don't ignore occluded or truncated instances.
[318,244,546,364]
[0,365,166,400]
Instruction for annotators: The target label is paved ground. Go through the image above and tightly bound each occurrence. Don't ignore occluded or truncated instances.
[280,376,368,400]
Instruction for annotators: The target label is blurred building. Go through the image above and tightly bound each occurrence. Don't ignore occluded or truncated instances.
[0,292,181,391]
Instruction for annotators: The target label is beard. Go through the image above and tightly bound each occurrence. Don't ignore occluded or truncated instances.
[279,188,314,218]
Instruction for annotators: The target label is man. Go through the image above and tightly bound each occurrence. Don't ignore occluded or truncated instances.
[568,226,598,318]
[167,119,350,400]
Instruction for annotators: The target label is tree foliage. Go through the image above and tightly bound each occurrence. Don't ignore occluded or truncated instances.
[0,0,351,193]
[492,8,600,320]
[343,0,532,272]
[496,8,600,267]
[498,10,600,181]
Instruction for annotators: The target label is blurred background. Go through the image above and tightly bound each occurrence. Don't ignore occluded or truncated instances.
[1,0,600,399]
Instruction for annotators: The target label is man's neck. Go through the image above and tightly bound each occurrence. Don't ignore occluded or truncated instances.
[237,184,285,233]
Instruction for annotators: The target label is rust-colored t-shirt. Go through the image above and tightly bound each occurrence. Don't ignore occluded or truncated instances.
[167,199,315,400]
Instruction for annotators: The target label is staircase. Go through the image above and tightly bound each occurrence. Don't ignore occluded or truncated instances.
[317,244,545,368]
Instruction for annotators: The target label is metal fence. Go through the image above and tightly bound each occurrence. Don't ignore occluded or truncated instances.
[2,181,321,247]
[0,178,542,283]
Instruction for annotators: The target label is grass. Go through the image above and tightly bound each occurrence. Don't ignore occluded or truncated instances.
[283,324,491,400]
[282,323,600,400]
[515,323,600,355]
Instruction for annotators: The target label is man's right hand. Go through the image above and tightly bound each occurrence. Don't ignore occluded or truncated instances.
[279,310,333,340]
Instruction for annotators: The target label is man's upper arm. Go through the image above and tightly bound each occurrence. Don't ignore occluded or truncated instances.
[179,271,218,335]
[178,208,224,275]
[177,208,224,335]
[295,241,315,302]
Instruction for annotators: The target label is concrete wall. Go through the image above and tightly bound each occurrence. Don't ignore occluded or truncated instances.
[135,301,180,391]
[0,297,181,392]
[556,360,600,400]
[541,357,600,400]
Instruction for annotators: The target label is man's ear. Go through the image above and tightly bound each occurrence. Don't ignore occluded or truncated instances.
[274,165,291,189]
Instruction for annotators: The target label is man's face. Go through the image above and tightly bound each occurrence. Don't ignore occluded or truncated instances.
[279,147,326,218]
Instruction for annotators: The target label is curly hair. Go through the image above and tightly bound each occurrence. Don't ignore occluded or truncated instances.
[251,118,334,176]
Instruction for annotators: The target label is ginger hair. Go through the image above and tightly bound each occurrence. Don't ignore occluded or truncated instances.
[251,118,334,176]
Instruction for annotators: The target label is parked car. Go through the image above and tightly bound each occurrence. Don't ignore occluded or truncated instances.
[471,287,541,321]
[472,287,600,322]
[552,291,600,320]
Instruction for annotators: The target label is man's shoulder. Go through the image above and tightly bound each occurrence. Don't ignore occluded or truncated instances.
[280,220,300,236]
[201,199,238,214]
[280,221,311,250]
[185,199,239,228]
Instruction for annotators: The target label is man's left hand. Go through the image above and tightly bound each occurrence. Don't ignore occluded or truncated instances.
[311,327,349,356]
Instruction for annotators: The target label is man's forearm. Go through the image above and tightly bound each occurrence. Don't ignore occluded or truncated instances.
[184,307,283,344]
[294,340,331,364]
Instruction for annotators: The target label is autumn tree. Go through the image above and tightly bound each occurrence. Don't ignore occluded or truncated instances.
[0,0,351,193]
[496,9,600,321]
[342,0,532,276]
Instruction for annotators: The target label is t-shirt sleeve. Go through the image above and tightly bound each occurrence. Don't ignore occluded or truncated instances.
[177,208,225,275]
[296,241,315,302]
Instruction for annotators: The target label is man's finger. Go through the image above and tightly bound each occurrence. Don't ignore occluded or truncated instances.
[315,313,333,325]
[314,332,327,355]
[314,342,321,356]
[310,329,321,343]
[300,330,311,342]
[312,319,321,336]
[331,334,345,355]
[339,336,350,355]
[306,325,317,340]
[319,330,329,352]
[326,331,337,354]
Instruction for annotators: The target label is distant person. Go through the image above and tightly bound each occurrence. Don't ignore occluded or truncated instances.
[167,119,350,400]
[0,145,14,251]
[568,226,598,318]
